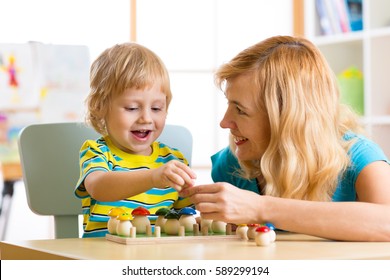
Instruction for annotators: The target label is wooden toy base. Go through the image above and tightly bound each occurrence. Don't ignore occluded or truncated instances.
[106,233,241,245]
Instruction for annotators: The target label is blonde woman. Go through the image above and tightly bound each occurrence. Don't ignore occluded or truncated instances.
[181,35,390,241]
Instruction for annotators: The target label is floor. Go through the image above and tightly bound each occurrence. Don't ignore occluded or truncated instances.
[0,168,212,241]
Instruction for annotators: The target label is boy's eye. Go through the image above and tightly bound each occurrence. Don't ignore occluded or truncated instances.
[125,107,138,111]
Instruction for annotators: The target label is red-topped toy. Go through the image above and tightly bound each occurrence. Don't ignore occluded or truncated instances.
[105,207,276,246]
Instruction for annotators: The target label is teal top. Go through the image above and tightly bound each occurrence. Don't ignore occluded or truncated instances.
[211,133,390,201]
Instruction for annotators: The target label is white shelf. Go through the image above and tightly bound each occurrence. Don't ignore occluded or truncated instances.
[304,0,390,158]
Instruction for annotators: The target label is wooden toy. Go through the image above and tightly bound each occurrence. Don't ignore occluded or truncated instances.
[254,226,275,246]
[107,207,126,235]
[164,209,181,235]
[155,207,170,232]
[130,227,137,238]
[116,212,133,237]
[265,222,276,242]
[178,207,197,232]
[105,207,277,246]
[226,223,233,235]
[247,224,260,240]
[200,217,213,233]
[193,223,200,235]
[106,222,277,246]
[154,226,161,238]
[131,206,150,234]
[211,220,227,233]
[236,224,249,240]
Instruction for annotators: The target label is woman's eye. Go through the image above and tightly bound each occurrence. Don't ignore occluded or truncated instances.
[236,106,246,115]
[152,107,162,111]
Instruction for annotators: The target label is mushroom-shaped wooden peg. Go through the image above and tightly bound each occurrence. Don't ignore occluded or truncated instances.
[236,224,249,240]
[164,210,181,235]
[211,220,227,233]
[247,224,260,240]
[178,207,197,232]
[116,212,133,237]
[200,217,213,233]
[264,222,276,242]
[107,207,126,235]
[131,206,150,234]
[254,226,274,246]
[155,207,170,233]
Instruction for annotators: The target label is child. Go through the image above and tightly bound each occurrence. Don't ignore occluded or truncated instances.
[75,42,196,238]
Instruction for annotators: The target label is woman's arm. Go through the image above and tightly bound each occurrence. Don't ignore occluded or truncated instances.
[184,161,390,241]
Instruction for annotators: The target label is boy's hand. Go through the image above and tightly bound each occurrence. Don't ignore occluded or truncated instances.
[152,160,196,192]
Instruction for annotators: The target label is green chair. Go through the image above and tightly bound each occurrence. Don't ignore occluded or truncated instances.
[17,122,192,238]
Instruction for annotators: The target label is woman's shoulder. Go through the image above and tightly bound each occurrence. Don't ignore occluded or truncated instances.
[211,147,238,179]
[334,132,389,201]
[345,132,390,172]
[211,146,239,167]
[210,146,259,192]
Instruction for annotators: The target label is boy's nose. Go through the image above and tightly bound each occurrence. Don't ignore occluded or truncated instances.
[139,109,153,123]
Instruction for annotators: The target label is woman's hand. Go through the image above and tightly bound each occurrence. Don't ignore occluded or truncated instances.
[152,160,196,192]
[180,182,263,225]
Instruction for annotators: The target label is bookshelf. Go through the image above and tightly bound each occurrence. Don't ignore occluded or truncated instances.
[304,0,390,157]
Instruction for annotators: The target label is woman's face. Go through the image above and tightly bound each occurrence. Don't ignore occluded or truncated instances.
[220,73,271,161]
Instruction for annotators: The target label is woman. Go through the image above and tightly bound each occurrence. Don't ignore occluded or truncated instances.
[181,35,390,241]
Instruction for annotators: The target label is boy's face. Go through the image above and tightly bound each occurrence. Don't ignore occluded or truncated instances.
[105,84,168,155]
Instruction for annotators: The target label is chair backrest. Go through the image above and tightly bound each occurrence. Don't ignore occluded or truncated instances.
[18,122,192,238]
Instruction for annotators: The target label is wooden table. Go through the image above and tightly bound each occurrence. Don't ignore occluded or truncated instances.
[1,232,390,260]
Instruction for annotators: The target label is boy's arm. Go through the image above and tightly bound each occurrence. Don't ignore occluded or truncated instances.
[84,160,196,202]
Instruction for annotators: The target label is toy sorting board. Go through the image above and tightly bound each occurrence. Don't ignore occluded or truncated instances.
[106,232,241,245]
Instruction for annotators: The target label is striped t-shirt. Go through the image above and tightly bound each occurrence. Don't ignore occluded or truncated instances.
[74,136,193,238]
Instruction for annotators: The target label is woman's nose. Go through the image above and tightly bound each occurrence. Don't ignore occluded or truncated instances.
[220,111,235,129]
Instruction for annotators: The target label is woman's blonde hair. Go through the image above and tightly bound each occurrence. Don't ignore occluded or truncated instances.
[215,35,363,201]
[86,42,172,135]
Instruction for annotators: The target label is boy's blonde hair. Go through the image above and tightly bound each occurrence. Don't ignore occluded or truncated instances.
[86,42,172,135]
[215,35,363,201]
